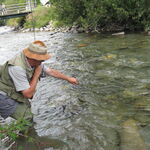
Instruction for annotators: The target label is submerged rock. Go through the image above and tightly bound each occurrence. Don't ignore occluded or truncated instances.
[134,112,150,125]
[139,126,150,149]
[120,119,146,150]
[122,89,137,99]
[134,99,150,112]
[144,83,150,90]
[133,99,150,125]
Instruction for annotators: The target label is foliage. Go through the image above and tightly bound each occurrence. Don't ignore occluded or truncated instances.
[0,118,32,140]
[2,0,41,27]
[50,0,150,31]
[50,0,85,26]
[0,20,5,26]
[0,0,5,4]
[2,0,41,5]
[24,5,55,28]
[1,0,150,31]
[6,17,25,27]
[4,0,25,5]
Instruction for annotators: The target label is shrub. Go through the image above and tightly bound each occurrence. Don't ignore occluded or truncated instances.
[50,0,150,31]
[24,6,55,28]
[6,17,24,27]
[0,118,32,140]
[1,0,150,31]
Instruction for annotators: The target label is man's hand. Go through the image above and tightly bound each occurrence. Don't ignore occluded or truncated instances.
[67,77,78,85]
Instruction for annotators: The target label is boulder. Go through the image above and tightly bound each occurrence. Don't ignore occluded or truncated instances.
[120,119,146,150]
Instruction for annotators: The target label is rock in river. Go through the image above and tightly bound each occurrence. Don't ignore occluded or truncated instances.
[120,119,146,150]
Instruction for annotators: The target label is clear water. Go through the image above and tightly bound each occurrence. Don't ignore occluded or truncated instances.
[0,30,150,150]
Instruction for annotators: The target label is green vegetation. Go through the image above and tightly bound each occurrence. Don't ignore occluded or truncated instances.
[0,20,5,26]
[1,0,41,27]
[24,6,55,28]
[6,17,24,27]
[1,0,150,32]
[2,0,40,5]
[0,118,32,140]
[50,0,150,31]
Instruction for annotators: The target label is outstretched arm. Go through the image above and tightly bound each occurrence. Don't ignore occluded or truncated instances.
[45,68,78,85]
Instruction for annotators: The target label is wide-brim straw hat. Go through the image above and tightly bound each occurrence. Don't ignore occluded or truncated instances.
[23,42,51,61]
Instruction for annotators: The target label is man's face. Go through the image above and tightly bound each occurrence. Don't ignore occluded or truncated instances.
[32,59,44,67]
[27,57,44,67]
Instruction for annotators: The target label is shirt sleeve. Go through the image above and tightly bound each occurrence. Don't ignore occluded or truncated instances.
[8,66,30,92]
[42,63,49,72]
[40,63,49,77]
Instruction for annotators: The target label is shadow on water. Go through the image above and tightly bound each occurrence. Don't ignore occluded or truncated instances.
[10,127,69,150]
[0,31,150,150]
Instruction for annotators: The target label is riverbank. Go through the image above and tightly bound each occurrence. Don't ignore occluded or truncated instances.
[8,20,149,35]
[16,24,150,35]
[0,26,14,34]
[2,0,149,35]
[18,20,124,34]
[1,24,149,36]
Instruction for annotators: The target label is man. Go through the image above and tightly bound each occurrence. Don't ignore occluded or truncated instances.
[0,40,78,121]
[1,3,6,15]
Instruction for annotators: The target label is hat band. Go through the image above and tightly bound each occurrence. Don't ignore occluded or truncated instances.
[28,43,48,55]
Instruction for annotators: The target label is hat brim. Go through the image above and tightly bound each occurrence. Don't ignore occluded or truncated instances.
[23,48,51,61]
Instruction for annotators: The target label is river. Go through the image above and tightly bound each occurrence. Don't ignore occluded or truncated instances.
[0,27,150,150]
